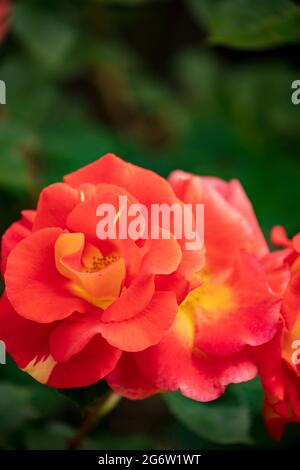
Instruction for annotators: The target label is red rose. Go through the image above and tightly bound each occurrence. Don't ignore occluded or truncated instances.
[257,227,300,439]
[107,172,280,401]
[0,155,203,388]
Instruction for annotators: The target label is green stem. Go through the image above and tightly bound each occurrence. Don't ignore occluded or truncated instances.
[67,391,122,450]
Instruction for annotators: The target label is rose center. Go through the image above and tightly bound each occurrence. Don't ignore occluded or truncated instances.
[55,233,126,309]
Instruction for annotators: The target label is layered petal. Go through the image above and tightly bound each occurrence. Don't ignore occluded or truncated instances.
[254,320,285,401]
[33,183,80,231]
[47,335,121,389]
[193,252,280,356]
[5,228,88,323]
[140,234,182,276]
[0,294,55,369]
[97,291,178,351]
[55,232,126,308]
[168,171,269,272]
[262,249,291,296]
[282,266,300,330]
[66,189,142,280]
[0,294,121,389]
[50,291,178,358]
[136,311,257,402]
[106,353,159,400]
[1,210,35,274]
[263,362,300,440]
[101,274,155,322]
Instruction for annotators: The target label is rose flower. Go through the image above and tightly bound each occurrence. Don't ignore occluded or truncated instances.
[256,227,300,439]
[107,171,281,401]
[0,155,203,388]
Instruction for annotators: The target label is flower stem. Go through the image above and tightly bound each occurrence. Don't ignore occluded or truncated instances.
[67,391,122,450]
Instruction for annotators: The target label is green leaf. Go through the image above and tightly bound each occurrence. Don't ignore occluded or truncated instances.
[0,383,36,447]
[0,123,33,191]
[188,0,300,49]
[25,422,74,450]
[13,5,77,71]
[163,384,255,446]
[29,384,63,419]
[0,58,60,126]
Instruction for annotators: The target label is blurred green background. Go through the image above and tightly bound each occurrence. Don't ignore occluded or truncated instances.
[1,0,300,450]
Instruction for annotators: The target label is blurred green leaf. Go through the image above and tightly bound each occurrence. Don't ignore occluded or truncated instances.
[0,122,33,191]
[174,51,220,115]
[29,383,63,419]
[163,384,254,445]
[25,422,74,450]
[189,0,300,49]
[13,5,77,71]
[38,113,160,186]
[0,383,36,447]
[174,50,300,148]
[0,58,60,125]
[25,421,154,450]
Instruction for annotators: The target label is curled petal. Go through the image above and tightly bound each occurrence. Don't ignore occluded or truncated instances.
[5,228,88,323]
[48,335,121,389]
[1,210,35,275]
[50,291,178,358]
[141,233,182,275]
[33,183,80,231]
[97,291,178,352]
[101,274,155,322]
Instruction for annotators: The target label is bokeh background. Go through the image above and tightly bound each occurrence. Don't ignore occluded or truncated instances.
[1,0,300,450]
